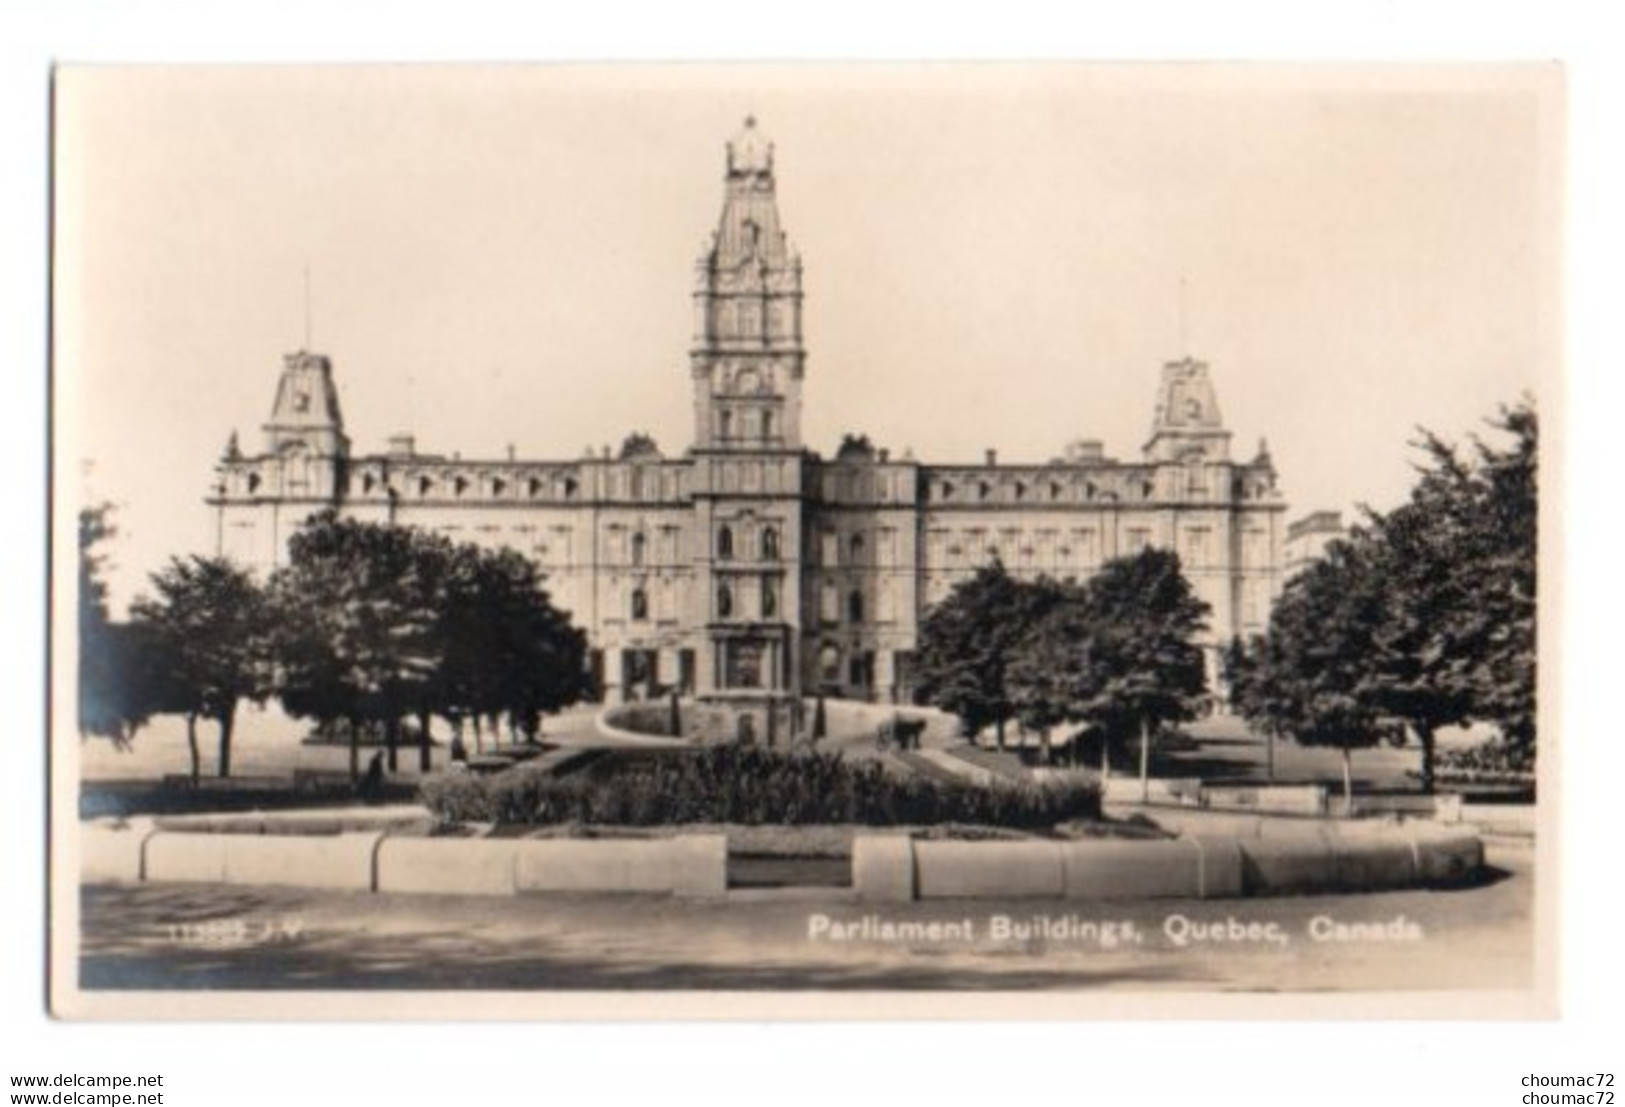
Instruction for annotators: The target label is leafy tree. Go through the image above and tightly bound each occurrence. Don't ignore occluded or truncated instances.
[1233,542,1391,807]
[128,556,272,779]
[1223,633,1290,781]
[77,505,141,746]
[271,513,450,782]
[1234,400,1538,796]
[457,545,590,751]
[1360,400,1538,789]
[913,557,1046,746]
[1007,549,1210,786]
[1471,402,1538,763]
[269,513,589,779]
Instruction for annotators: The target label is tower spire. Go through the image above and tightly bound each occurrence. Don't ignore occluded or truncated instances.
[1178,273,1189,357]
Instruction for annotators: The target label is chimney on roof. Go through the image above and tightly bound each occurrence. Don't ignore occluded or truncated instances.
[985,448,998,467]
[387,434,416,458]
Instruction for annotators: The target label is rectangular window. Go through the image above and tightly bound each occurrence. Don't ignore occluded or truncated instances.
[821,580,839,622]
[1184,526,1210,569]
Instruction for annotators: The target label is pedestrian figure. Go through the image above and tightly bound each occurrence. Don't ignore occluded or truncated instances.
[450,733,468,763]
[361,750,385,802]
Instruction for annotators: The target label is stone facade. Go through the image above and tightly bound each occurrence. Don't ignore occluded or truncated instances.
[208,118,1287,705]
[1284,510,1348,578]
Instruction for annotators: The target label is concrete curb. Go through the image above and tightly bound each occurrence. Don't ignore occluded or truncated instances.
[512,836,727,897]
[84,821,1485,902]
[1059,839,1206,899]
[144,832,231,884]
[593,708,699,748]
[80,819,161,884]
[852,836,915,903]
[914,840,1065,899]
[222,831,385,891]
[376,838,520,895]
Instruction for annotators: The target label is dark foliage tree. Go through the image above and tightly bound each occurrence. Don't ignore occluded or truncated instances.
[1362,399,1538,789]
[1233,543,1391,807]
[77,505,142,746]
[270,512,589,779]
[1234,400,1538,796]
[913,557,1052,747]
[270,512,450,782]
[1009,549,1210,784]
[127,556,273,779]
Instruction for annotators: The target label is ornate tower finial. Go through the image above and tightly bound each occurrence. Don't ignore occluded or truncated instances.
[726,115,774,179]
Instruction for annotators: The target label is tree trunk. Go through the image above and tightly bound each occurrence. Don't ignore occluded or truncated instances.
[216,706,235,778]
[347,714,361,783]
[995,715,1006,752]
[417,710,433,773]
[385,716,399,774]
[1100,730,1110,778]
[1341,746,1354,815]
[185,713,200,786]
[472,714,484,756]
[1266,728,1276,783]
[1416,722,1436,795]
[1138,718,1151,803]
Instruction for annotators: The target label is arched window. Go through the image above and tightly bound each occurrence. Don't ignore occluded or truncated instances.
[848,589,865,624]
[631,532,646,567]
[718,410,733,441]
[762,410,774,440]
[717,583,733,619]
[630,588,648,621]
[761,526,779,561]
[849,533,865,564]
[761,575,777,618]
[717,525,734,561]
[819,644,841,683]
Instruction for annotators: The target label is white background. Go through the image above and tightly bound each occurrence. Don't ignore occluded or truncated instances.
[3,3,1620,1104]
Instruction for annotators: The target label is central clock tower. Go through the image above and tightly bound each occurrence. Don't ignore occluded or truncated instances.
[688,117,807,714]
[690,115,804,451]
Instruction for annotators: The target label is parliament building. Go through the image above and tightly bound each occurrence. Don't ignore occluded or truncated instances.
[208,119,1288,706]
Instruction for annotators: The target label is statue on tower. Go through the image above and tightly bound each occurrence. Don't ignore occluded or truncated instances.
[726,115,774,180]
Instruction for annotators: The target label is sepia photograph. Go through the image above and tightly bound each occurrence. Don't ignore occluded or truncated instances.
[48,63,1558,1018]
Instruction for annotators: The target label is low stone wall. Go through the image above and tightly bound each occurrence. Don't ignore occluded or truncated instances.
[84,818,1483,903]
[82,824,728,899]
[855,825,1483,903]
[80,819,160,884]
[1461,803,1536,837]
[1202,784,1328,816]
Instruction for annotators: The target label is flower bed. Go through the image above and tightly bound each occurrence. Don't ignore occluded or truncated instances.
[421,745,1102,829]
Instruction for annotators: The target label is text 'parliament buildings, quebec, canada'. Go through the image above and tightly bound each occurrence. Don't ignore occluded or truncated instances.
[206,117,1288,708]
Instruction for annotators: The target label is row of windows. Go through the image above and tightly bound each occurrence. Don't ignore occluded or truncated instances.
[715,524,780,561]
[927,472,1220,505]
[714,408,779,442]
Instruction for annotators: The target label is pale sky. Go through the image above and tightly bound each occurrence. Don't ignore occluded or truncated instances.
[53,64,1557,612]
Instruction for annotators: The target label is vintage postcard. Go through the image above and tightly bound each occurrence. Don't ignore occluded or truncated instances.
[49,63,1561,1019]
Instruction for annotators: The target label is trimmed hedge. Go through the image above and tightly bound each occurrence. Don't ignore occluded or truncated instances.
[421,746,1102,828]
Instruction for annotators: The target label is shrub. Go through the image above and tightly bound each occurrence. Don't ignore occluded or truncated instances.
[420,746,1102,828]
